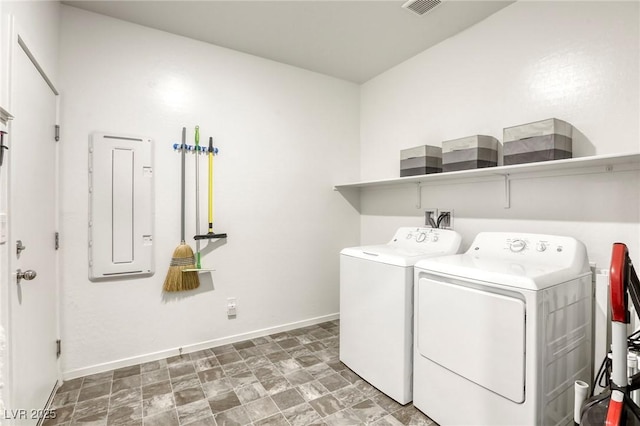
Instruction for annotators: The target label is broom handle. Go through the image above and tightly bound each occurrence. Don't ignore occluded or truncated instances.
[208,137,214,233]
[181,127,186,243]
[195,126,201,268]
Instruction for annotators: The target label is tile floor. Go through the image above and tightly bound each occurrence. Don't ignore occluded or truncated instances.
[46,320,435,426]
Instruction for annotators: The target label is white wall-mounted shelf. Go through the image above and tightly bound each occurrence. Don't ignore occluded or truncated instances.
[0,105,13,125]
[334,152,640,209]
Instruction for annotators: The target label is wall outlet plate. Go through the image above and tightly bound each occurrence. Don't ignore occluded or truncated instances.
[227,297,237,318]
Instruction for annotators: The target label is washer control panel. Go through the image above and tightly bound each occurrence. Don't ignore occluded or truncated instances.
[390,227,461,251]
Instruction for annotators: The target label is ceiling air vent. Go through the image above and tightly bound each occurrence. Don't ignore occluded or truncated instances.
[402,0,442,16]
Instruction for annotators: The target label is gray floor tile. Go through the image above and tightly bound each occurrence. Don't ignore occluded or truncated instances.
[323,408,364,426]
[74,395,110,419]
[235,382,268,404]
[82,371,113,387]
[222,361,250,377]
[243,396,279,422]
[372,415,405,426]
[286,369,315,386]
[259,375,292,396]
[232,340,255,351]
[58,378,84,393]
[238,347,262,360]
[318,373,350,392]
[78,382,112,403]
[114,365,141,380]
[106,402,142,426]
[44,405,75,425]
[172,373,200,392]
[141,369,170,386]
[168,362,196,379]
[332,385,366,407]
[351,399,387,424]
[391,405,434,426]
[189,349,213,360]
[52,389,80,408]
[198,367,225,383]
[202,377,233,399]
[112,375,141,393]
[271,388,305,411]
[253,413,289,426]
[143,394,175,417]
[297,381,330,401]
[174,386,206,406]
[309,394,346,418]
[182,416,215,426]
[142,410,179,426]
[214,406,252,426]
[228,371,259,389]
[140,360,167,374]
[217,352,242,365]
[282,402,323,426]
[193,357,219,372]
[110,388,142,409]
[211,344,235,356]
[208,390,242,414]
[142,381,172,400]
[51,321,433,426]
[176,399,213,424]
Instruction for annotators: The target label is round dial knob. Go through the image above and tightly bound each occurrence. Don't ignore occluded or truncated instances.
[509,239,527,253]
[536,242,547,252]
[417,233,426,243]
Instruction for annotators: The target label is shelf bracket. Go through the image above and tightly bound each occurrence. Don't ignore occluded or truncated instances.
[416,182,422,209]
[503,174,511,209]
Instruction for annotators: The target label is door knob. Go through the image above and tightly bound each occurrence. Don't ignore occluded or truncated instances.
[16,269,37,284]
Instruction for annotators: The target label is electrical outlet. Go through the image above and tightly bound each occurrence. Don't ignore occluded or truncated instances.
[424,209,438,228]
[227,297,237,318]
[438,209,453,229]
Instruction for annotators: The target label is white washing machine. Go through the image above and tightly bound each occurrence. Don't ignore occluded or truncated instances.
[340,227,461,404]
[413,232,593,426]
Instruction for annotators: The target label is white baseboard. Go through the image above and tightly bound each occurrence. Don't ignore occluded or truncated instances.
[62,312,339,381]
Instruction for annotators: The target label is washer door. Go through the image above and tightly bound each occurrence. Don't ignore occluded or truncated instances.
[417,277,526,403]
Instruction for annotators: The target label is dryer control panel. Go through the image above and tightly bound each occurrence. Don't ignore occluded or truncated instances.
[468,232,589,273]
[504,237,564,255]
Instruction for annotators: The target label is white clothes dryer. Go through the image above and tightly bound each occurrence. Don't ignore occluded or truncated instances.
[340,227,461,404]
[413,232,593,426]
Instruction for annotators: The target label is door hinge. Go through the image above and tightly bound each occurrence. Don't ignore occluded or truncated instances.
[54,125,60,142]
[56,339,61,358]
[54,232,59,250]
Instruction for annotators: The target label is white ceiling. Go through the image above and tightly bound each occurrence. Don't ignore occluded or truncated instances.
[62,0,514,83]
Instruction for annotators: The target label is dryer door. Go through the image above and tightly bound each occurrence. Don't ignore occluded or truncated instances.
[416,277,526,403]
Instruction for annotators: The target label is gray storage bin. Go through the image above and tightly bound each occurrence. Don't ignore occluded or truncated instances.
[442,135,499,172]
[400,145,442,177]
[503,118,573,165]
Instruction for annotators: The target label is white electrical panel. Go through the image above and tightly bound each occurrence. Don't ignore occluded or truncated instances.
[89,133,154,281]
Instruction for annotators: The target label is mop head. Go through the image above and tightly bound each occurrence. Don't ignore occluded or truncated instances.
[163,243,200,292]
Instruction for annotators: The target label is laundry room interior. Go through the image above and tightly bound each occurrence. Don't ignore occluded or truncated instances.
[0,0,639,425]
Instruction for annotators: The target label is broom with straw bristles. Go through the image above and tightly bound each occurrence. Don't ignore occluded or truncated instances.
[163,127,200,292]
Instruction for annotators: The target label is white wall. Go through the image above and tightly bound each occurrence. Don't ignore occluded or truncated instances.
[359,1,640,269]
[58,6,360,377]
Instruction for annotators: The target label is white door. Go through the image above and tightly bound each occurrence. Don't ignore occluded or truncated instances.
[9,39,59,419]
